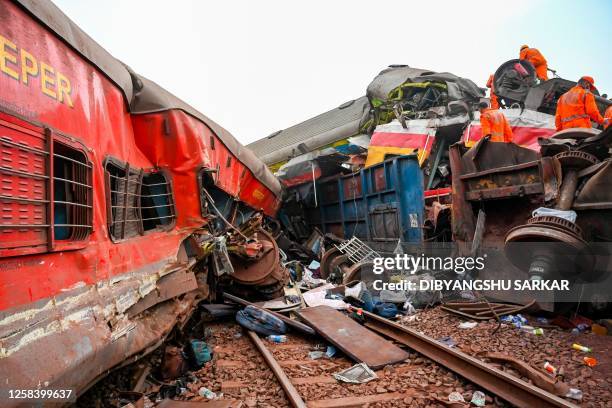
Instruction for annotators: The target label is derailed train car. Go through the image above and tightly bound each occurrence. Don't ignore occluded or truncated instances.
[0,0,282,399]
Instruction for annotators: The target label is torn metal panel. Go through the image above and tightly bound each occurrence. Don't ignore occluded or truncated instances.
[0,258,199,404]
[367,66,435,101]
[297,305,410,369]
[127,268,198,318]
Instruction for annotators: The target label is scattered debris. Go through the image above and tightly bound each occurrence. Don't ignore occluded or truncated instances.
[458,321,478,329]
[333,363,378,384]
[235,305,287,336]
[266,335,287,343]
[198,387,217,399]
[438,336,457,348]
[572,343,592,353]
[544,361,557,375]
[448,391,466,403]
[470,391,487,407]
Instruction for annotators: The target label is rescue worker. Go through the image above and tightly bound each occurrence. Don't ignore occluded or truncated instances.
[604,105,612,129]
[519,45,548,81]
[555,76,605,131]
[479,101,513,143]
[486,74,500,109]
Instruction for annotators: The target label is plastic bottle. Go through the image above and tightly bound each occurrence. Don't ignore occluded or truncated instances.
[267,335,287,343]
[544,361,557,375]
[572,343,592,352]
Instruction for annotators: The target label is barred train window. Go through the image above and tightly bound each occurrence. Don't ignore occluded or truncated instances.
[141,172,174,231]
[53,142,92,241]
[0,121,92,257]
[105,160,174,240]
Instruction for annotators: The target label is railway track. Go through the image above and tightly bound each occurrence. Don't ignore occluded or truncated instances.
[238,308,579,408]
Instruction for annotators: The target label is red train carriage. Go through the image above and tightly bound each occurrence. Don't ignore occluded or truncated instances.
[0,0,282,398]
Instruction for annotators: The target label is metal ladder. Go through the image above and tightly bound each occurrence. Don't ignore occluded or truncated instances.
[334,236,381,264]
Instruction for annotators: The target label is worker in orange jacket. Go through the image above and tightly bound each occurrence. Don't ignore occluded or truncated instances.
[486,74,500,109]
[555,76,605,131]
[519,45,548,81]
[479,101,513,143]
[604,105,612,129]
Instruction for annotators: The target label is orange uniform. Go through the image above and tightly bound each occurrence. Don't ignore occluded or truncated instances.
[486,74,500,109]
[604,105,612,129]
[480,108,513,143]
[555,85,604,131]
[520,47,548,81]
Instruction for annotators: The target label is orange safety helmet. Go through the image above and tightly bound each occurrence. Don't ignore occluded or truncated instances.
[579,76,596,91]
[520,44,529,51]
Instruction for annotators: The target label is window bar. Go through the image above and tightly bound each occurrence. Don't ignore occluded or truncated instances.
[107,172,142,181]
[53,176,92,189]
[140,181,170,187]
[53,152,93,169]
[46,128,54,251]
[121,162,130,239]
[73,160,82,240]
[84,159,93,239]
[136,168,144,235]
[111,203,173,209]
[112,191,172,198]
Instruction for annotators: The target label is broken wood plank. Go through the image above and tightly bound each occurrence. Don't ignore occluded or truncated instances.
[297,306,409,369]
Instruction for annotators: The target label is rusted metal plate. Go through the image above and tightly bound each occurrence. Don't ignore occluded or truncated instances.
[297,306,409,369]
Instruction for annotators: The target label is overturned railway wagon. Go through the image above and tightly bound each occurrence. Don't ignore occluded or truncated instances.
[0,0,282,399]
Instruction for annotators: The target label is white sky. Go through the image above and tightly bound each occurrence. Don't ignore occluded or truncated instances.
[54,0,611,145]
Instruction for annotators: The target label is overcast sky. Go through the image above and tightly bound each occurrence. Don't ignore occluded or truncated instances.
[54,0,611,145]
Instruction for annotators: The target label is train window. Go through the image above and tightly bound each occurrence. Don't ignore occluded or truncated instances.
[53,142,92,241]
[105,161,142,240]
[105,160,175,240]
[140,172,175,231]
[0,120,92,257]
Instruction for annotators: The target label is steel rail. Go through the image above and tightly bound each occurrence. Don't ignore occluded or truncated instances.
[247,331,307,408]
[357,308,578,408]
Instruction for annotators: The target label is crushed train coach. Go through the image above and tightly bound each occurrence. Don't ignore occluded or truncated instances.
[0,0,286,400]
